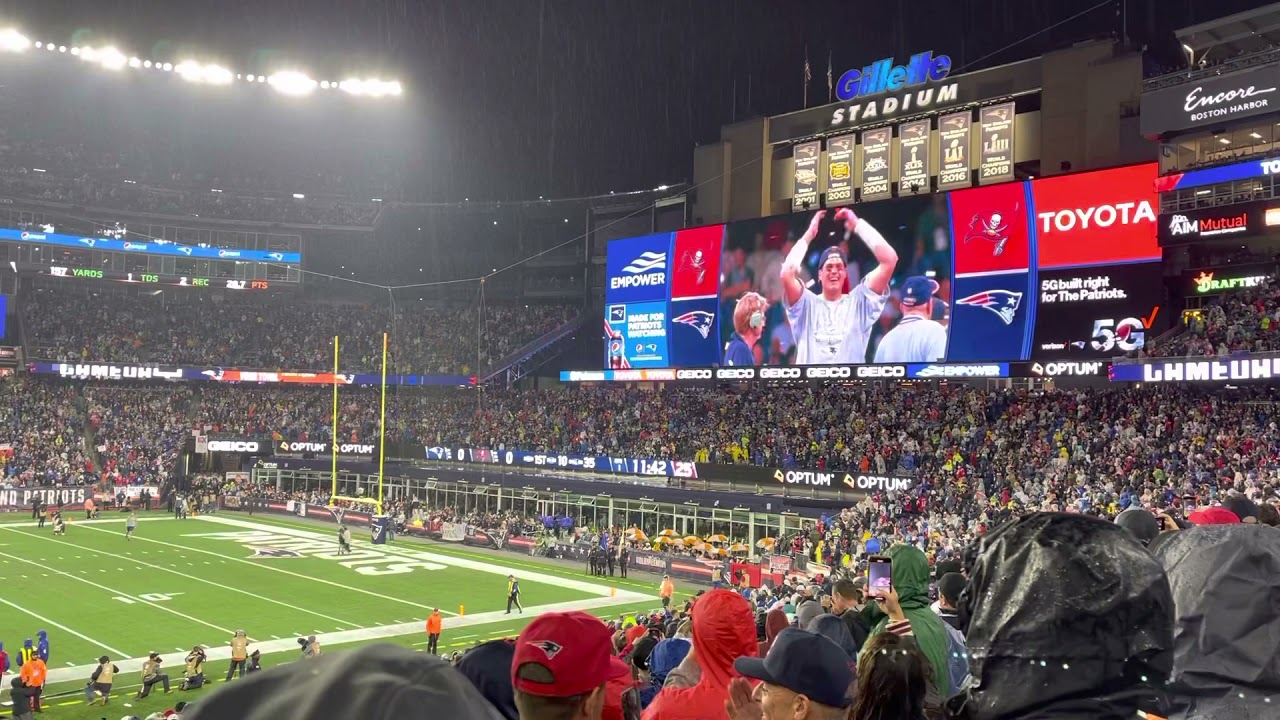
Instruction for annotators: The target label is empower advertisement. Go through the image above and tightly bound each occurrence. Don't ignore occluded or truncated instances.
[897,119,931,195]
[978,103,1015,184]
[1159,200,1279,246]
[1141,64,1280,137]
[1032,264,1164,359]
[792,141,821,210]
[1029,163,1161,269]
[0,227,301,264]
[937,111,972,190]
[860,128,892,200]
[826,134,855,204]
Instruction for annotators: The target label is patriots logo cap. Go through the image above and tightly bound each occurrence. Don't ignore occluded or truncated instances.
[512,611,630,698]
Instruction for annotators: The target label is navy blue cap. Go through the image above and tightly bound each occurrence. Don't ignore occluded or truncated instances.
[818,246,846,269]
[900,276,939,307]
[733,628,853,708]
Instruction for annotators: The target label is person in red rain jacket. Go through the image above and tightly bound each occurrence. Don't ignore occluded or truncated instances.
[641,589,758,720]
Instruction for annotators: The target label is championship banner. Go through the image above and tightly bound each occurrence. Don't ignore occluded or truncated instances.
[897,119,931,195]
[792,141,821,211]
[979,102,1015,184]
[937,111,972,189]
[825,134,855,204]
[859,128,891,200]
[0,485,89,511]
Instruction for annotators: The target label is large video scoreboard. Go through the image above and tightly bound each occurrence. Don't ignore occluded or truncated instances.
[602,163,1163,370]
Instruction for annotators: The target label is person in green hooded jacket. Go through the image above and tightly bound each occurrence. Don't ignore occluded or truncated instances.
[857,543,953,699]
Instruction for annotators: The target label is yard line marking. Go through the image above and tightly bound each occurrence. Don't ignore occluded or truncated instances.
[80,523,460,616]
[202,515,622,600]
[64,661,75,667]
[44,592,652,685]
[0,528,236,637]
[455,633,478,639]
[0,596,127,657]
[271,635,280,640]
[4,527,363,628]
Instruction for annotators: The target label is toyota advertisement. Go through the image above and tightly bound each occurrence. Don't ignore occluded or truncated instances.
[601,162,1162,371]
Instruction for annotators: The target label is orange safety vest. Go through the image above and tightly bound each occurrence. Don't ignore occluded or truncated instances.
[659,579,674,598]
[426,613,442,634]
[20,658,46,687]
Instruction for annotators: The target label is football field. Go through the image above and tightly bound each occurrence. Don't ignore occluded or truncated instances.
[0,511,661,719]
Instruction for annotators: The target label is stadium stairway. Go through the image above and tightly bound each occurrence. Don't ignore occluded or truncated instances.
[482,313,585,384]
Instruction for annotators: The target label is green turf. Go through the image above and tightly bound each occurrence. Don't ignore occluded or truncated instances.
[0,510,680,720]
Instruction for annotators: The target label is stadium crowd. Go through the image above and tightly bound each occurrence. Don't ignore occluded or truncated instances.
[20,291,579,374]
[1146,280,1280,357]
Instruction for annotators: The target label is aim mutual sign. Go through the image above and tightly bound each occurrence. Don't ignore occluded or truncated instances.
[830,51,957,127]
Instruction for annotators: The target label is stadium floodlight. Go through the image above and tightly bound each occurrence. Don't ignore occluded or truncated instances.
[269,71,318,96]
[58,45,66,52]
[175,61,233,85]
[70,46,80,55]
[96,47,127,71]
[33,40,41,49]
[161,62,173,71]
[339,78,402,97]
[143,59,152,68]
[292,193,306,199]
[128,56,141,68]
[0,28,30,53]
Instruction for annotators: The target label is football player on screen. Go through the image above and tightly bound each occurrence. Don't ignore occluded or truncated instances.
[781,208,897,364]
[723,291,768,366]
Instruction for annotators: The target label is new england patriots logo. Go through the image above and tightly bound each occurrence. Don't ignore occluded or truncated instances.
[528,640,563,659]
[672,311,715,339]
[963,209,1014,256]
[251,547,302,558]
[956,290,1022,326]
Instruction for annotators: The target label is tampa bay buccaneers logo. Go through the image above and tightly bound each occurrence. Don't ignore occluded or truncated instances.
[957,290,1022,326]
[963,209,1015,256]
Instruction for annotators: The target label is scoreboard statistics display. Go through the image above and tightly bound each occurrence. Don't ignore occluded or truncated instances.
[602,163,1164,369]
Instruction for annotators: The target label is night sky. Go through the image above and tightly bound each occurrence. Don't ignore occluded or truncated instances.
[4,0,1271,203]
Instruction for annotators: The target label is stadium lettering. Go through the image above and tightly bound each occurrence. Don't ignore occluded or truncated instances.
[1184,84,1275,114]
[1031,362,1103,377]
[806,366,851,379]
[1140,357,1280,383]
[186,530,448,576]
[857,365,905,378]
[759,367,801,379]
[609,272,666,290]
[715,368,756,380]
[1036,201,1155,233]
[208,440,261,453]
[676,369,713,380]
[915,364,1003,378]
[775,470,834,487]
[842,474,913,492]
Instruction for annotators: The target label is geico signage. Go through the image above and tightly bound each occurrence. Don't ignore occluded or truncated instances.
[676,369,713,380]
[715,368,756,380]
[207,440,261,453]
[806,366,851,379]
[760,367,802,379]
[842,474,914,492]
[1030,362,1103,377]
[773,469,834,487]
[857,365,905,378]
[912,364,1004,378]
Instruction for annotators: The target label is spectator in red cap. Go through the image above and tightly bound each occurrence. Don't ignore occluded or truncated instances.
[642,589,758,720]
[513,611,632,720]
[1187,507,1241,526]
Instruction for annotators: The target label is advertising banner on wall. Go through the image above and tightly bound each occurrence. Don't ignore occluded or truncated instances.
[1183,263,1276,296]
[978,103,1015,184]
[825,134,855,204]
[1032,263,1164,359]
[1157,154,1280,192]
[937,111,972,190]
[1159,200,1280,246]
[860,127,892,200]
[1141,64,1280,137]
[1109,354,1280,383]
[1029,163,1161,269]
[792,141,821,211]
[897,119,931,195]
[0,485,90,511]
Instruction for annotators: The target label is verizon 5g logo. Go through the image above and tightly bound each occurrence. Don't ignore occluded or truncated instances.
[1088,312,1157,353]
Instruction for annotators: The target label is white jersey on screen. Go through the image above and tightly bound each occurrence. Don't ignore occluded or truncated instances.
[785,283,888,364]
[875,316,948,363]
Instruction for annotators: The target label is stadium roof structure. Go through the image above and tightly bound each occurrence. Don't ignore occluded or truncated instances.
[1176,2,1280,57]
